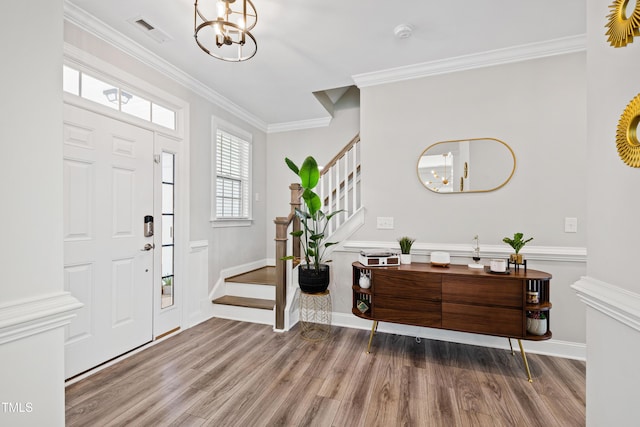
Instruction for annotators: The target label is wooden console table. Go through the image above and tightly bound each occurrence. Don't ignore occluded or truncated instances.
[352,262,552,382]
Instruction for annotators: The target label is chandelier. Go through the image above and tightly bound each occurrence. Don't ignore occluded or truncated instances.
[194,0,258,62]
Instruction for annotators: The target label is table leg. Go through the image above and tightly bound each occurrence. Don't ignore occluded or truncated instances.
[366,321,378,354]
[517,339,533,383]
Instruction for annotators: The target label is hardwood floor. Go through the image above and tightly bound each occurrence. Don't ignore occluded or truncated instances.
[65,318,585,426]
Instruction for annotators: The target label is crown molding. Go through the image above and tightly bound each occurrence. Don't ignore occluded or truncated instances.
[63,0,268,133]
[267,116,332,134]
[352,34,587,88]
[572,276,640,333]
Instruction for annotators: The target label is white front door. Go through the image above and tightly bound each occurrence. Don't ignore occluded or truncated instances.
[63,104,154,378]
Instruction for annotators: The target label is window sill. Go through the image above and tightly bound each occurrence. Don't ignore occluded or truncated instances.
[211,218,253,228]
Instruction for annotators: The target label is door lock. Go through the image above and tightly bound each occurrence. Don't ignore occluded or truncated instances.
[141,243,155,251]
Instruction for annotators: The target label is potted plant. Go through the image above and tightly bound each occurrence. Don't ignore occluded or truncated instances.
[526,311,547,336]
[283,156,342,293]
[398,236,416,264]
[162,276,173,295]
[502,232,533,264]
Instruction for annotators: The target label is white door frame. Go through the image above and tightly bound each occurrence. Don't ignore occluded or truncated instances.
[63,45,190,340]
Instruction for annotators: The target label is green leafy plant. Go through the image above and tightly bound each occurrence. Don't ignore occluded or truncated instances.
[283,156,343,272]
[502,232,533,254]
[527,311,546,320]
[398,236,416,254]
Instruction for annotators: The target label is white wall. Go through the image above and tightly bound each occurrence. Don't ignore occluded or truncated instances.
[577,0,640,424]
[586,3,640,292]
[358,53,587,249]
[0,1,75,425]
[63,23,268,302]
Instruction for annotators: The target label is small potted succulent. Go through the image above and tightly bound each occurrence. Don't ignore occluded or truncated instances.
[502,232,533,264]
[398,236,416,264]
[526,311,547,336]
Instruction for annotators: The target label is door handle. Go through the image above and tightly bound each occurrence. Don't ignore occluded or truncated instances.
[141,243,155,251]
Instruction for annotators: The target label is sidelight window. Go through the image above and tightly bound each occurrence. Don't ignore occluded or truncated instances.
[161,152,175,309]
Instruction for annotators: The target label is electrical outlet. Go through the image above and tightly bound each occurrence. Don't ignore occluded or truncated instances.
[377,217,394,229]
[564,217,578,233]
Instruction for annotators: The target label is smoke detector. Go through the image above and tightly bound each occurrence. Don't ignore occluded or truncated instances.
[394,24,413,39]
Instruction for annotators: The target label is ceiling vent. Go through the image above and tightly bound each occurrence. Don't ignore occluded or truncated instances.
[127,16,173,44]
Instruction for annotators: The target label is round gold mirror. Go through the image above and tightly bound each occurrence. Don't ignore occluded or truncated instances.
[417,138,516,193]
[616,93,640,167]
[606,0,640,47]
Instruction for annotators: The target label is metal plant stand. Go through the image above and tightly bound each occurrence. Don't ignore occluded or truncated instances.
[299,290,332,341]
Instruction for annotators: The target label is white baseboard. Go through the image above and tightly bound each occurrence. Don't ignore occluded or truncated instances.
[331,312,586,360]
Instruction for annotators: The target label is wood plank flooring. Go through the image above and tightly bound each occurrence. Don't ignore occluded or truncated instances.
[65,318,585,426]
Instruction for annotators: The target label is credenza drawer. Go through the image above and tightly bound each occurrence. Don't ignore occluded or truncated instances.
[374,298,441,328]
[373,270,441,300]
[442,276,522,308]
[376,296,440,312]
[442,303,523,337]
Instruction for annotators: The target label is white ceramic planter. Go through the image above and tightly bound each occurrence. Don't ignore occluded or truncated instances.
[526,317,547,335]
[400,254,412,264]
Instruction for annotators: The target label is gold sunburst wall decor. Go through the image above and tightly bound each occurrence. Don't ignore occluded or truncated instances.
[606,0,640,47]
[616,93,640,167]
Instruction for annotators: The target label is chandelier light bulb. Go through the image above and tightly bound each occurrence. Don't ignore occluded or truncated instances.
[216,1,226,18]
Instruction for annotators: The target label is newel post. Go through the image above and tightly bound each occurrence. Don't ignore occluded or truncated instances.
[273,183,302,330]
[274,217,289,330]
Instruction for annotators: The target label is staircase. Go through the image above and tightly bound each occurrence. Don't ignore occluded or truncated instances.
[211,267,276,325]
[212,133,362,329]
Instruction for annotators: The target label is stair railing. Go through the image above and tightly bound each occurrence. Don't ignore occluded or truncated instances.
[318,134,361,235]
[274,134,361,330]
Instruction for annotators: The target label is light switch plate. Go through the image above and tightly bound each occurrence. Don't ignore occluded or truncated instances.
[564,217,578,233]
[377,217,394,229]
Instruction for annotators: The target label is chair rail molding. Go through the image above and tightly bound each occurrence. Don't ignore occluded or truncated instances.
[341,241,587,263]
[0,292,82,345]
[572,276,640,333]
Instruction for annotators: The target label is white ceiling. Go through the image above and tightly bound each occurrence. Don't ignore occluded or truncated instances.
[66,0,586,128]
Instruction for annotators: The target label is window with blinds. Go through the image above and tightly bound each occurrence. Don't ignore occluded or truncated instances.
[215,128,251,220]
